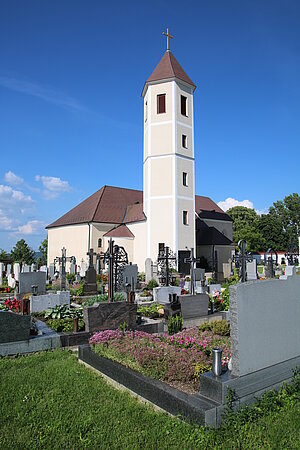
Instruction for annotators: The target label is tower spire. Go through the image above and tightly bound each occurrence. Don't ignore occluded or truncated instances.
[162,27,173,51]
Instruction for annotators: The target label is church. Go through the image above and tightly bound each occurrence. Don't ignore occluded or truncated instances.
[47,34,234,279]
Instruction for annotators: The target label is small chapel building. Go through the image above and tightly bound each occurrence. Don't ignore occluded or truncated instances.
[47,43,234,278]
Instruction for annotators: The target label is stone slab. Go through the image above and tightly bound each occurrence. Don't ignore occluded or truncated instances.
[152,286,181,304]
[30,291,70,313]
[19,271,46,295]
[0,334,61,356]
[0,311,31,343]
[78,345,219,426]
[83,302,137,332]
[180,294,209,319]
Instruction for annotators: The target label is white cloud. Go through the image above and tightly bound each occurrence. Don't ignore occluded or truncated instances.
[0,76,86,113]
[0,185,33,206]
[35,175,71,199]
[4,171,24,186]
[14,220,45,236]
[0,209,13,231]
[217,197,254,212]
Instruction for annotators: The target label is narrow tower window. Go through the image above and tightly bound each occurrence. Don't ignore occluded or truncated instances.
[98,238,102,248]
[183,172,188,186]
[157,94,166,114]
[183,211,188,225]
[145,101,148,122]
[182,134,187,148]
[181,95,187,116]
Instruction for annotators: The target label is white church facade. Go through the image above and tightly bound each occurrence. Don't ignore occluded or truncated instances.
[47,46,234,278]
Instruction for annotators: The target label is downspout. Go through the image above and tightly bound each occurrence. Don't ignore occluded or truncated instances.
[88,222,91,254]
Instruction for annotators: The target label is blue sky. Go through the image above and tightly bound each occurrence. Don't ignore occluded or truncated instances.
[0,0,299,251]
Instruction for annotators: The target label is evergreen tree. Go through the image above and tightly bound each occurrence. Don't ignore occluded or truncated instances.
[10,239,35,264]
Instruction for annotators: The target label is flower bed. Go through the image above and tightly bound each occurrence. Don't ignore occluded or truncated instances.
[89,324,230,393]
[0,298,21,313]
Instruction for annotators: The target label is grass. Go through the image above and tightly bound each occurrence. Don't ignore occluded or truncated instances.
[0,350,299,449]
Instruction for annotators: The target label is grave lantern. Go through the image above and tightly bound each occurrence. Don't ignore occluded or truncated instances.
[212,348,223,377]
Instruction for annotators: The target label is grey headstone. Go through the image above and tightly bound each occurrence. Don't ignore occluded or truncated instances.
[69,262,76,275]
[208,284,222,294]
[7,274,16,289]
[0,262,4,284]
[83,302,137,333]
[39,265,47,273]
[19,272,46,295]
[152,286,182,304]
[180,294,209,319]
[22,264,30,273]
[246,260,257,280]
[0,311,31,343]
[145,258,153,283]
[194,268,205,282]
[13,263,20,282]
[49,263,55,278]
[223,262,231,279]
[31,263,37,272]
[80,260,88,277]
[123,264,138,290]
[6,264,11,276]
[30,291,70,313]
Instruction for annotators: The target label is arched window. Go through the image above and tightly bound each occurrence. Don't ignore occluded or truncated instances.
[98,238,102,248]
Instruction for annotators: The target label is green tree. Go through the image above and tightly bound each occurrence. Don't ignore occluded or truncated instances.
[10,239,35,264]
[38,237,48,265]
[266,193,300,250]
[226,206,265,252]
[0,249,11,262]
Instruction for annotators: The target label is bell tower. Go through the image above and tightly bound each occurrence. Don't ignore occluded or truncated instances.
[142,30,196,263]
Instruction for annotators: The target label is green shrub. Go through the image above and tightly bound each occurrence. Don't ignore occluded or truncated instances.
[46,318,85,332]
[147,278,158,290]
[137,303,163,318]
[199,320,230,336]
[66,273,75,282]
[44,304,83,319]
[167,314,183,335]
[138,272,145,282]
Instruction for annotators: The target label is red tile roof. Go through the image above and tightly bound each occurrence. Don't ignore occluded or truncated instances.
[143,51,196,94]
[46,186,229,229]
[103,224,134,239]
[46,186,143,228]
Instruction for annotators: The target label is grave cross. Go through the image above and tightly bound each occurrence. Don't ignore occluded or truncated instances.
[87,248,97,268]
[264,248,277,278]
[157,244,177,286]
[54,247,75,290]
[184,248,201,295]
[101,239,129,301]
[232,240,253,283]
[285,242,299,266]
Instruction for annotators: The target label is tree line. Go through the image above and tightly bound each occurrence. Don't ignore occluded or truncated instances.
[0,238,48,266]
[227,193,300,253]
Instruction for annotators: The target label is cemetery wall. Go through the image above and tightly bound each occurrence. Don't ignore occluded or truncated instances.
[47,224,89,268]
[230,269,300,376]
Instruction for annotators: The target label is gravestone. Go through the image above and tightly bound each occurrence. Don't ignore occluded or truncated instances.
[208,284,222,294]
[0,262,4,285]
[39,265,47,273]
[152,286,181,304]
[246,260,257,280]
[145,258,153,283]
[31,263,37,272]
[30,291,70,313]
[123,263,138,290]
[19,272,46,295]
[195,280,208,294]
[22,264,30,273]
[280,265,294,280]
[49,263,55,278]
[83,249,98,295]
[79,260,88,277]
[7,274,16,289]
[83,302,137,332]
[13,263,20,282]
[223,262,231,280]
[69,261,76,275]
[194,268,205,281]
[0,311,31,343]
[180,293,209,319]
[6,264,11,276]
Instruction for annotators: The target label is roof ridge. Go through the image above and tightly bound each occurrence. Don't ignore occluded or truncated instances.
[91,185,106,222]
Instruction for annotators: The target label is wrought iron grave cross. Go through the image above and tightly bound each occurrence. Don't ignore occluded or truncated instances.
[54,247,75,290]
[87,248,97,268]
[232,240,253,283]
[264,248,277,278]
[102,238,129,300]
[184,248,201,295]
[157,244,177,286]
[285,242,299,266]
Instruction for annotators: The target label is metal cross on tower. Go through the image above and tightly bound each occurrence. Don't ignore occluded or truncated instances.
[232,240,253,283]
[157,244,177,286]
[184,248,201,295]
[162,27,174,51]
[54,247,76,291]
